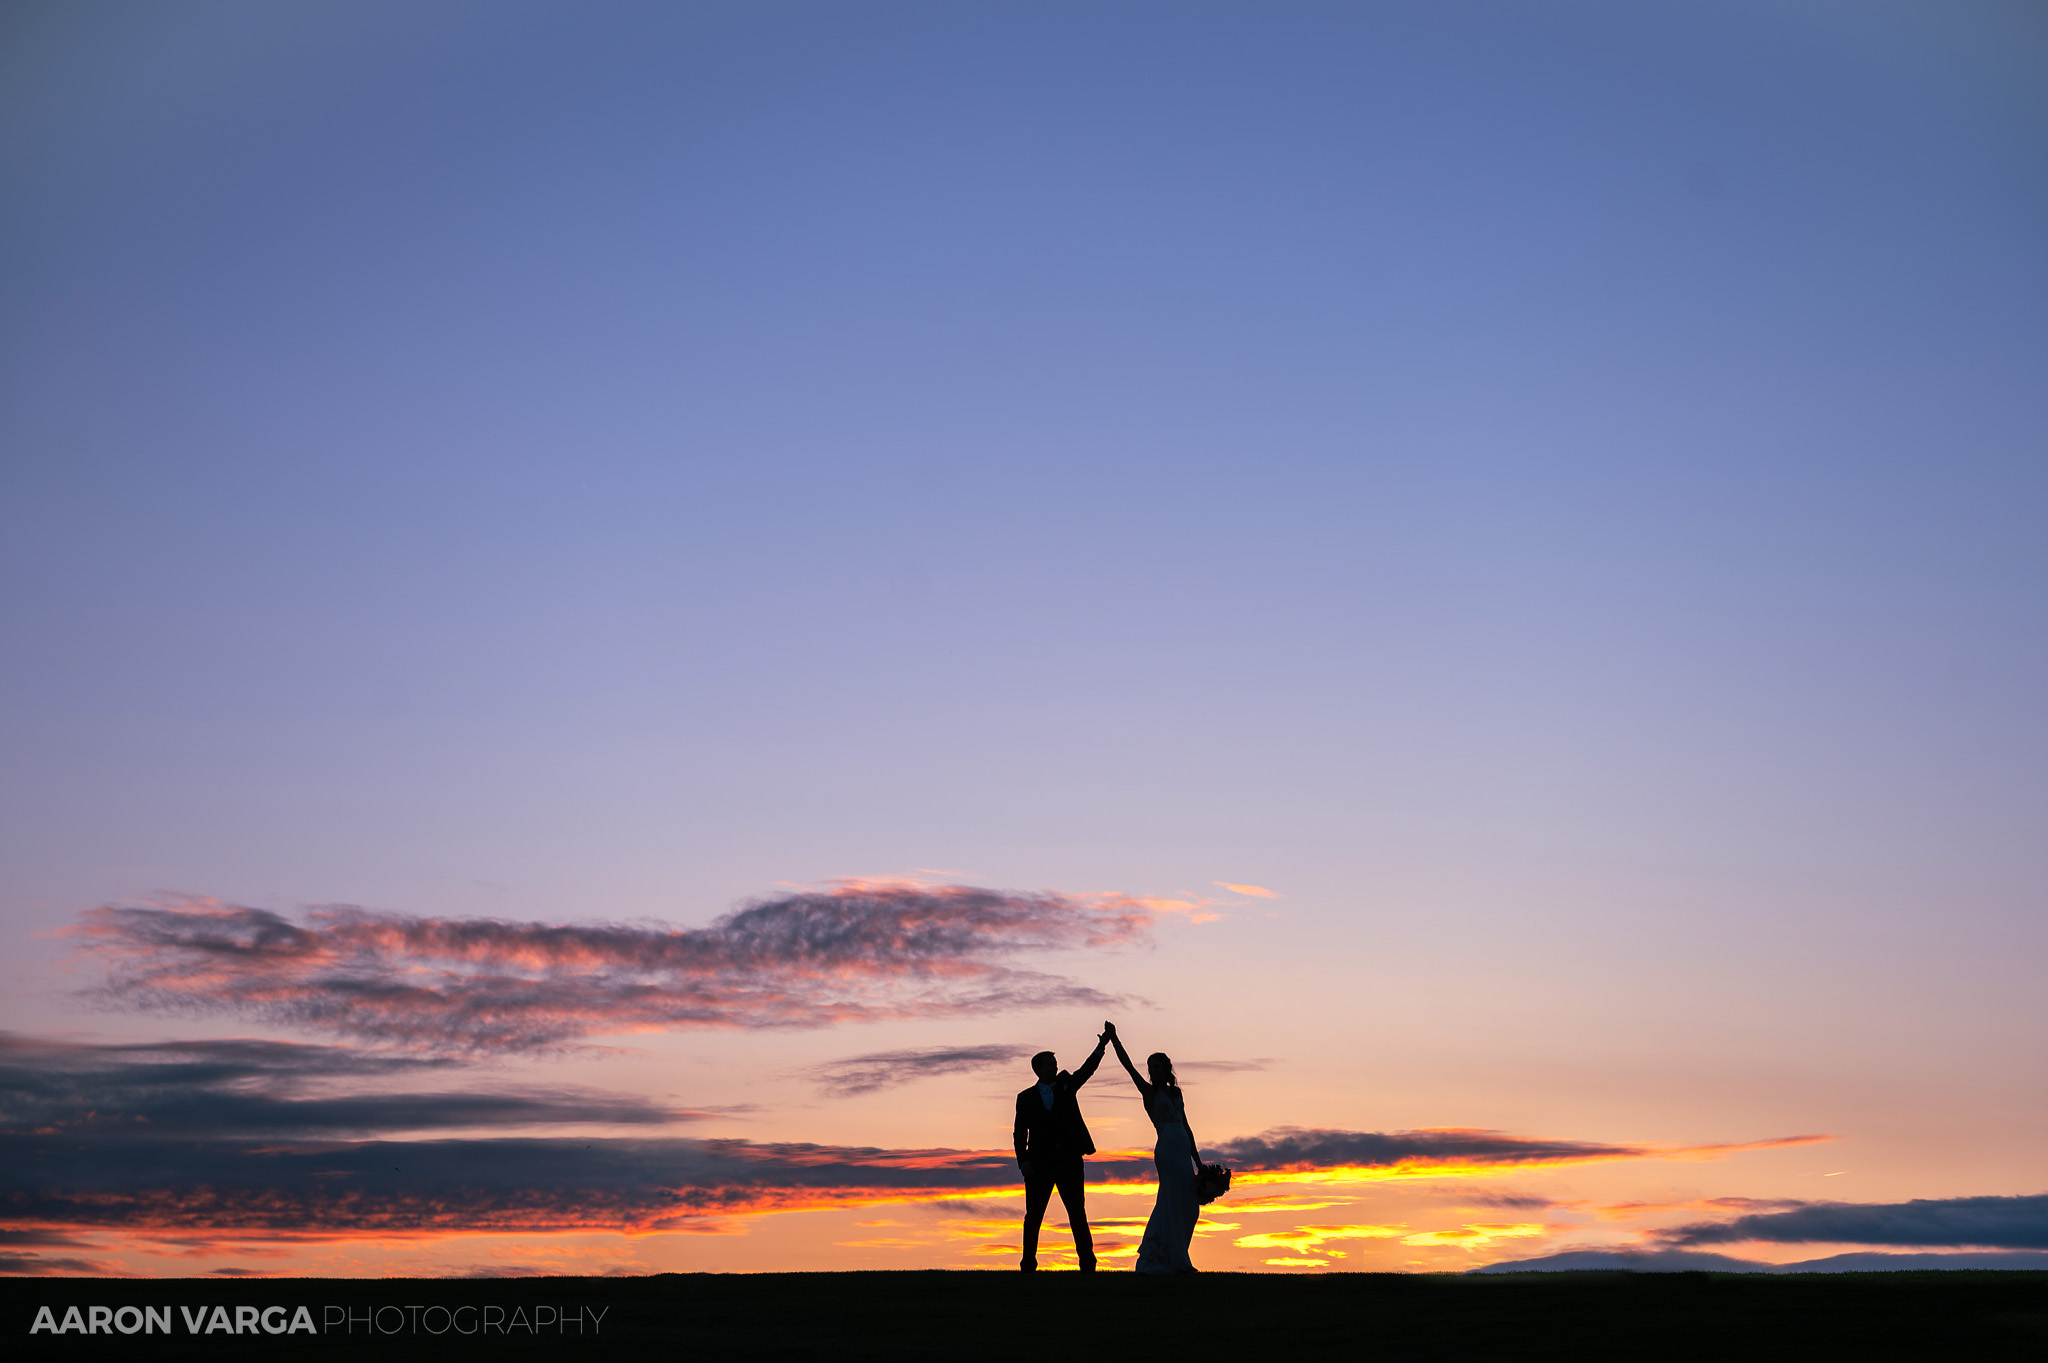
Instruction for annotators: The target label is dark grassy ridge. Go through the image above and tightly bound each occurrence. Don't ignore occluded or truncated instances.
[8,1270,2046,1361]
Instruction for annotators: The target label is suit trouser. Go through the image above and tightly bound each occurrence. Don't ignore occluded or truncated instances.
[1021,1154,1094,1270]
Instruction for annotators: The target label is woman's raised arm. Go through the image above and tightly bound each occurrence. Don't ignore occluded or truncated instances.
[1107,1027,1151,1095]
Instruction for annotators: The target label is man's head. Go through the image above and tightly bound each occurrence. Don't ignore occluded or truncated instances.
[1031,1051,1058,1081]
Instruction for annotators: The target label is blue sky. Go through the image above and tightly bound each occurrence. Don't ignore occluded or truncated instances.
[1,0,2044,1275]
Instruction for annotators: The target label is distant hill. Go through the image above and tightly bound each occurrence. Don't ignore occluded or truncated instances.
[1474,1248,2048,1274]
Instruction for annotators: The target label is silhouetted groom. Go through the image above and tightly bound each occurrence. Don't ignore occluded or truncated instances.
[1013,1026,1110,1272]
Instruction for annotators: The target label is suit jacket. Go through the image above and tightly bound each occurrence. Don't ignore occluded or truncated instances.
[1014,1042,1107,1163]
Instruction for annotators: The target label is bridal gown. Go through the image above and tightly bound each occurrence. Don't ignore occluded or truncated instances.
[1133,1087,1199,1274]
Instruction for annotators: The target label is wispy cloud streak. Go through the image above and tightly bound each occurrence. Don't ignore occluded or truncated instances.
[0,1033,699,1137]
[800,1047,1269,1096]
[0,1252,124,1276]
[803,1045,1032,1096]
[1211,1128,1829,1180]
[69,883,1155,1052]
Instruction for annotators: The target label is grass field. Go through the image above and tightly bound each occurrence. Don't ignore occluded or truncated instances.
[10,1269,2047,1360]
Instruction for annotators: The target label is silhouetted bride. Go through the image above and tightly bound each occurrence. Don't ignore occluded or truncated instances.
[1106,1021,1202,1274]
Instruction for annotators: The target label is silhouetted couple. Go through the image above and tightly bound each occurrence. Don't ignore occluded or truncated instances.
[1013,1020,1203,1274]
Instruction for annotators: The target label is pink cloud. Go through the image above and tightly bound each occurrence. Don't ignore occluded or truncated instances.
[69,882,1160,1053]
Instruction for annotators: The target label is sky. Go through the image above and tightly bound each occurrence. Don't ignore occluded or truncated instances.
[1,0,2045,1278]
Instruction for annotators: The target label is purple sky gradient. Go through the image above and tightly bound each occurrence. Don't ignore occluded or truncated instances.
[1,0,2043,1275]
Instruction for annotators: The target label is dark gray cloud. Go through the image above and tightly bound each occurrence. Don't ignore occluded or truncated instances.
[1661,1194,2048,1250]
[3,1032,456,1080]
[805,1045,1031,1096]
[1213,1127,1647,1171]
[0,1228,98,1247]
[0,1132,1040,1233]
[0,1042,1807,1246]
[0,1252,123,1275]
[1211,1127,1824,1171]
[0,1033,696,1138]
[2,1030,1050,1238]
[71,884,1153,1052]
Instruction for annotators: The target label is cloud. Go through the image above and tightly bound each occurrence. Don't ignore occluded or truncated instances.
[0,1132,1031,1234]
[1660,1194,2048,1250]
[1213,883,1279,899]
[804,1045,1031,1096]
[1122,895,1224,924]
[1462,1193,1564,1210]
[927,1199,1016,1216]
[0,1252,126,1276]
[1,1032,454,1081]
[0,1033,695,1137]
[1595,1195,1805,1221]
[801,1047,1271,1095]
[2,1031,1046,1237]
[1214,1128,1643,1172]
[0,1218,123,1273]
[69,883,1158,1053]
[0,1228,99,1247]
[0,1045,1824,1249]
[1212,1127,1828,1180]
[0,1117,1814,1242]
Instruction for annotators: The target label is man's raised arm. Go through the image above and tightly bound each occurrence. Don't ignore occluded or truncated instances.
[1069,1030,1111,1088]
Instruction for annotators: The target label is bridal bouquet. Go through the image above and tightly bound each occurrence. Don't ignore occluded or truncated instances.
[1195,1162,1232,1205]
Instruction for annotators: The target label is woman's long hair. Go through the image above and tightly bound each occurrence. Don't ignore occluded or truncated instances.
[1146,1052,1178,1089]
